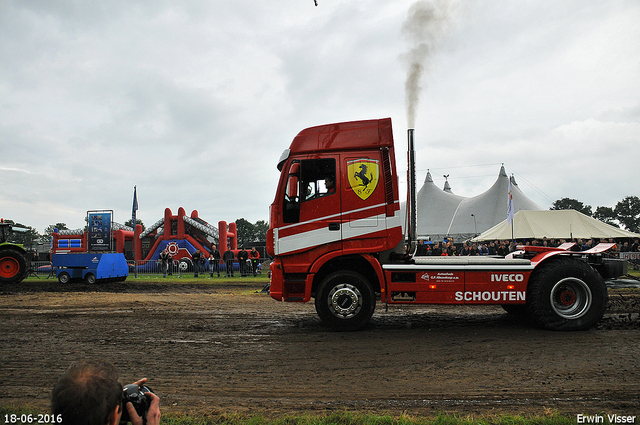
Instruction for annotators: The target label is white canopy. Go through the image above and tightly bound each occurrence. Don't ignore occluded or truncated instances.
[472,209,640,241]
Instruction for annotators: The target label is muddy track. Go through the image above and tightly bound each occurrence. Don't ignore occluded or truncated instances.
[1,280,638,417]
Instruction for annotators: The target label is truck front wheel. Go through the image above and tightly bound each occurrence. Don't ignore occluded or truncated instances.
[315,271,375,331]
[527,257,607,331]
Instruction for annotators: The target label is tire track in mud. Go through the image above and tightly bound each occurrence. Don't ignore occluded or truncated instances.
[0,282,638,416]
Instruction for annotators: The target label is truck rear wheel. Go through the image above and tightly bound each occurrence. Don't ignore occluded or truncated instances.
[85,273,97,284]
[0,247,28,284]
[527,257,607,331]
[315,271,375,331]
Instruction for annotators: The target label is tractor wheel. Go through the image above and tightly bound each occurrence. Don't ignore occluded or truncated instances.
[0,247,28,284]
[58,272,71,284]
[315,271,375,331]
[527,257,607,331]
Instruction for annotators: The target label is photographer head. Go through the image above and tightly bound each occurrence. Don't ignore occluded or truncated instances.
[52,359,160,425]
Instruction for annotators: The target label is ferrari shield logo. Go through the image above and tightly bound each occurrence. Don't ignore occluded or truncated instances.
[347,159,379,200]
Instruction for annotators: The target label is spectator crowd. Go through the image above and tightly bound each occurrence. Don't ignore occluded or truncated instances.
[416,237,640,257]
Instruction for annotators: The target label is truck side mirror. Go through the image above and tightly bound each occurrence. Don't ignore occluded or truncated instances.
[286,162,300,199]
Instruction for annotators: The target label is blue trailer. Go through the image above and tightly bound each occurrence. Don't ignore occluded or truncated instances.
[52,253,129,283]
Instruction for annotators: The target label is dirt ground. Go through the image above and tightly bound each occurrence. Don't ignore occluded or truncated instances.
[1,278,639,419]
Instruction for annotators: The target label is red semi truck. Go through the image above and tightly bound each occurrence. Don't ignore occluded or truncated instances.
[266,118,624,331]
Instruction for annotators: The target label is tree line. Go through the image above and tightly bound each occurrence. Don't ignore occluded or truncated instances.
[550,195,640,233]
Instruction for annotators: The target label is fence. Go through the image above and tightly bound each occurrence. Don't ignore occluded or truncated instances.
[620,252,640,270]
[130,258,267,277]
[24,259,269,279]
[26,261,57,278]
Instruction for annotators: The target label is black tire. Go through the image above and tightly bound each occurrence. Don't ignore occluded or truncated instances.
[178,259,192,272]
[85,273,97,284]
[315,271,375,331]
[58,272,71,284]
[0,247,28,284]
[527,257,607,331]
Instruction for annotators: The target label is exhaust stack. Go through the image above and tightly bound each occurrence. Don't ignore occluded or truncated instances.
[407,128,417,254]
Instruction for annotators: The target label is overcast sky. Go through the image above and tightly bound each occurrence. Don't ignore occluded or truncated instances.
[1,0,639,234]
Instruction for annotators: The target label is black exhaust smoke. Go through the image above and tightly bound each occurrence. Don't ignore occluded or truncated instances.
[401,1,459,128]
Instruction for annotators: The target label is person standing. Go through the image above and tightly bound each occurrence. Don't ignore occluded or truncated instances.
[238,247,249,277]
[496,241,509,257]
[159,249,172,278]
[223,247,235,277]
[209,244,221,277]
[249,247,260,276]
[191,249,202,278]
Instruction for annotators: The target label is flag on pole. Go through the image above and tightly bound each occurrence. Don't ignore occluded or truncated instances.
[132,185,138,228]
[507,178,514,226]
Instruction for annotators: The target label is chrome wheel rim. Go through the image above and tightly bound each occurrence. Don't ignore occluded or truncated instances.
[550,277,592,320]
[328,283,363,319]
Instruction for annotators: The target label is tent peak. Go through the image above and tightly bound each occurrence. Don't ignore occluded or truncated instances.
[442,174,453,193]
[425,170,433,183]
[499,164,507,177]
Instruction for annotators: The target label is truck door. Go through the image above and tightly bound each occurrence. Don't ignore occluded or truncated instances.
[299,156,342,244]
[276,156,342,262]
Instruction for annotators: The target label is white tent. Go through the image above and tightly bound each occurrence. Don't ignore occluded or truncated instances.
[416,165,542,241]
[472,209,640,241]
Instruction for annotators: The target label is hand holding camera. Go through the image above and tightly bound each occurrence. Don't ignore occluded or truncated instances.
[121,378,160,425]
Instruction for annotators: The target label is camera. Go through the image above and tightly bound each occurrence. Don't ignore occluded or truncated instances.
[121,384,154,424]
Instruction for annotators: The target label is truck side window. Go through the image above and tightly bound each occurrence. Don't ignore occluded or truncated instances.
[283,158,336,223]
[301,158,336,202]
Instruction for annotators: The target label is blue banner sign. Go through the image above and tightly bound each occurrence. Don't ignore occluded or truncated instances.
[87,210,113,252]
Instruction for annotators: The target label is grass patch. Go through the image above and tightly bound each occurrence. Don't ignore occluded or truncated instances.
[0,408,576,425]
[128,275,269,284]
[21,275,270,285]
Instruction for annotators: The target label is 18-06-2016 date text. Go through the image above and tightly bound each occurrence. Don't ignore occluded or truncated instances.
[4,414,62,424]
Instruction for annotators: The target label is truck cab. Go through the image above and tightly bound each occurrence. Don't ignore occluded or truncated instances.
[267,118,403,306]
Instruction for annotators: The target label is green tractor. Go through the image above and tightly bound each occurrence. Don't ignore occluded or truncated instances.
[0,219,30,284]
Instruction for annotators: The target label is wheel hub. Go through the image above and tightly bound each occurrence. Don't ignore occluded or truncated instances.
[328,284,362,319]
[559,290,576,306]
[0,257,19,278]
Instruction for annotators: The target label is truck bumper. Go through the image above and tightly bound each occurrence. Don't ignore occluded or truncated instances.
[269,258,312,302]
[269,260,283,301]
